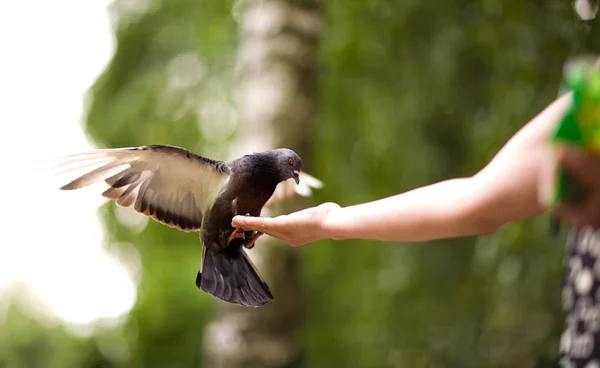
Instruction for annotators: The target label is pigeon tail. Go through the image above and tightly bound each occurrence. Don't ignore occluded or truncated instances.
[196,246,273,307]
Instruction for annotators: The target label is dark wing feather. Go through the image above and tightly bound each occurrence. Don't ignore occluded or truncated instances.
[58,144,229,232]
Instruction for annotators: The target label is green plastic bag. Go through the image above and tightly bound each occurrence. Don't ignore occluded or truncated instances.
[549,56,600,205]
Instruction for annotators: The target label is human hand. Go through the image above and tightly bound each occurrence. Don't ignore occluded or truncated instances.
[548,146,600,228]
[231,202,341,247]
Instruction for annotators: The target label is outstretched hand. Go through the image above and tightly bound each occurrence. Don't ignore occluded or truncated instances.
[231,202,341,247]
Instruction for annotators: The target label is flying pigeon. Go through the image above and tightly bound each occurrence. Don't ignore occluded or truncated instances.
[57,144,323,307]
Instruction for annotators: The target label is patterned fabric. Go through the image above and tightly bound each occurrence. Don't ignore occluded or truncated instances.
[560,227,600,368]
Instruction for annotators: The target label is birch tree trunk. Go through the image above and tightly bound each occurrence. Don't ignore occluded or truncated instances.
[203,0,321,367]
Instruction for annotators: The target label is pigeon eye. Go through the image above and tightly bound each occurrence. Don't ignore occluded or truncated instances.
[287,158,294,165]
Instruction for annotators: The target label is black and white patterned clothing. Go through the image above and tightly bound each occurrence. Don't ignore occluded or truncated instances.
[560,227,600,368]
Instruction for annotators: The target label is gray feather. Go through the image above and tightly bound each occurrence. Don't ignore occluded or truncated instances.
[58,144,230,232]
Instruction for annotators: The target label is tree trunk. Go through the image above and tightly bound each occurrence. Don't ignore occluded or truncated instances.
[203,0,321,367]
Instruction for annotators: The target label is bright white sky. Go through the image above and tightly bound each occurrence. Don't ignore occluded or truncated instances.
[0,1,137,330]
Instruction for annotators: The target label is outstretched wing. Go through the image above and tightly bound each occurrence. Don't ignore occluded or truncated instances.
[264,171,323,208]
[58,144,230,232]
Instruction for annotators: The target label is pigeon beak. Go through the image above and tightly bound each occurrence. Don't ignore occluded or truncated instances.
[293,170,300,185]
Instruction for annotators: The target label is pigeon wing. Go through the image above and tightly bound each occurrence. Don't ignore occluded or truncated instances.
[58,144,230,232]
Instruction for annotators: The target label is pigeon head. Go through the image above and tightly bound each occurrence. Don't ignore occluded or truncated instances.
[270,148,302,184]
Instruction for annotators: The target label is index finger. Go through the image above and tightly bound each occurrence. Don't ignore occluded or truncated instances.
[231,215,278,232]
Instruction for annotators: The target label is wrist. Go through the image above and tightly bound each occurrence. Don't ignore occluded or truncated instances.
[319,206,346,241]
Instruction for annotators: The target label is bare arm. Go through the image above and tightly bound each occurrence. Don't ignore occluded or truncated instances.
[232,94,572,246]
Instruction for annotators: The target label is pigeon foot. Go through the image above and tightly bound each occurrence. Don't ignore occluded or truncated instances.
[227,228,245,245]
[244,232,264,249]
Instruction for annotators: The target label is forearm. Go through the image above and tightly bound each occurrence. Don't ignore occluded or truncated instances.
[321,94,573,243]
[322,178,494,242]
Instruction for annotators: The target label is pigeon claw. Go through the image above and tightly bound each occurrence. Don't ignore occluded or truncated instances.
[227,228,245,245]
[244,232,264,249]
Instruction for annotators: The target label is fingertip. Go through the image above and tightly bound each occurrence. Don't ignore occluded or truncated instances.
[231,216,268,231]
[231,216,247,227]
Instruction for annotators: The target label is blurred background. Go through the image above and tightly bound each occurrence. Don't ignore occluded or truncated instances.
[1,0,600,367]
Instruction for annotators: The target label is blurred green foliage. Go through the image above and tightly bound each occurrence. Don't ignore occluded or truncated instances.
[86,1,238,367]
[2,0,600,367]
[303,2,598,367]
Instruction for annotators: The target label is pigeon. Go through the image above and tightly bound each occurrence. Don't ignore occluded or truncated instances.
[57,144,323,307]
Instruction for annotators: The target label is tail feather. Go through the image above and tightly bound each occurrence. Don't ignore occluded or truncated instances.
[196,247,273,307]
